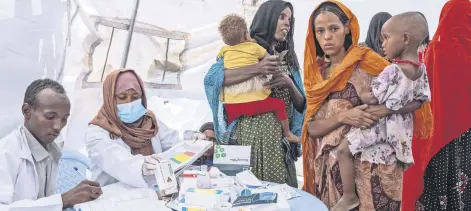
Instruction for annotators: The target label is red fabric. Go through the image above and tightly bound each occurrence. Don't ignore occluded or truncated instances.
[402,1,471,210]
[225,97,288,124]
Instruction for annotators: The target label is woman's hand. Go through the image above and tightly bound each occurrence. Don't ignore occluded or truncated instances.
[263,72,294,89]
[142,154,161,176]
[257,55,279,75]
[365,105,393,118]
[339,104,379,128]
[223,55,278,86]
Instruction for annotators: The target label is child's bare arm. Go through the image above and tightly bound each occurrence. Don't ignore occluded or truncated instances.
[358,86,379,105]
[360,91,379,105]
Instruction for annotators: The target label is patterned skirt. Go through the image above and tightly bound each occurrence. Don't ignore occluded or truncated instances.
[236,86,298,187]
[314,151,404,211]
[416,129,471,210]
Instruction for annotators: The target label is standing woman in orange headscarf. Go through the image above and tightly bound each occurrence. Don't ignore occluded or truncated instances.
[403,0,471,210]
[302,1,424,210]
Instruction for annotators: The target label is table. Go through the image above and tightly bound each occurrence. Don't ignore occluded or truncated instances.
[260,181,327,211]
[289,189,328,211]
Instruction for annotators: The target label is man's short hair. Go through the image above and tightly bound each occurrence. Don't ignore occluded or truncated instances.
[24,79,66,108]
[218,14,247,46]
[199,122,214,133]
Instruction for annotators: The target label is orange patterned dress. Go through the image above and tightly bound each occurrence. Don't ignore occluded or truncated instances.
[307,67,405,211]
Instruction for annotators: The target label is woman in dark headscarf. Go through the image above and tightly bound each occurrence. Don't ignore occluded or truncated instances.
[359,12,392,56]
[204,0,306,187]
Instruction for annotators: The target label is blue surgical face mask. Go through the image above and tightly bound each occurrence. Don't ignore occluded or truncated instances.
[117,98,148,123]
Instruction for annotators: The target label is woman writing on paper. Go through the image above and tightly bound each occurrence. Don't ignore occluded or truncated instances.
[85,69,180,188]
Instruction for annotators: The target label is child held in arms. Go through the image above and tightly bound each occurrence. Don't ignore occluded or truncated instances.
[217,14,299,143]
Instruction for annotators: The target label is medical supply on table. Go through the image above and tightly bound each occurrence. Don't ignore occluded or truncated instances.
[197,171,212,189]
[209,166,226,178]
[155,160,178,196]
[158,140,212,173]
[213,145,251,176]
[235,170,263,188]
[181,170,212,194]
[177,202,232,211]
[184,188,225,208]
[266,183,301,200]
[74,182,167,211]
[232,192,278,207]
[201,164,208,172]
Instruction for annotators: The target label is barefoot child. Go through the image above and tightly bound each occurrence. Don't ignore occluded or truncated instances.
[332,12,431,211]
[217,14,299,143]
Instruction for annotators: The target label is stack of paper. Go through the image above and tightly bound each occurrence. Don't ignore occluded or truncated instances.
[73,182,170,211]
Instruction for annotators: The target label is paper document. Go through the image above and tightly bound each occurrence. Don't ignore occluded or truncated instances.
[236,170,263,188]
[73,182,170,211]
[267,183,301,200]
[158,140,212,173]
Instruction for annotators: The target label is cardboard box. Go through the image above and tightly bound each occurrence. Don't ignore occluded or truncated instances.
[213,145,251,176]
[184,188,225,208]
[155,160,178,196]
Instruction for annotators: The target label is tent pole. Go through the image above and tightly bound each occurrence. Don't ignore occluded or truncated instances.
[121,0,140,68]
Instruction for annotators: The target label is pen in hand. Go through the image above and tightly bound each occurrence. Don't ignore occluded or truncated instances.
[74,167,100,194]
[74,167,89,180]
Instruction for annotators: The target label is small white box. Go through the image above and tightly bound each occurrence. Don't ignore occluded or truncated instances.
[178,203,231,211]
[155,160,178,195]
[213,145,251,176]
[184,188,224,208]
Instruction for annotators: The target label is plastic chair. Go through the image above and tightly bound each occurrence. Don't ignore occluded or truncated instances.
[56,148,91,194]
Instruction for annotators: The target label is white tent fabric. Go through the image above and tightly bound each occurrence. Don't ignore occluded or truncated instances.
[1,0,447,157]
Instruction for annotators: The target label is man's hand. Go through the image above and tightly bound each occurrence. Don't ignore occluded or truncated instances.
[61,180,102,208]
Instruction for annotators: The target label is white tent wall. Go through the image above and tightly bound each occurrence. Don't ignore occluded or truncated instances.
[0,0,67,137]
[1,0,447,156]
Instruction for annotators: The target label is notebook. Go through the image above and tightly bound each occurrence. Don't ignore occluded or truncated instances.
[158,140,212,174]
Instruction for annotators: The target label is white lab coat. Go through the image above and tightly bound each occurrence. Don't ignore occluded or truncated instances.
[85,119,180,188]
[0,126,63,211]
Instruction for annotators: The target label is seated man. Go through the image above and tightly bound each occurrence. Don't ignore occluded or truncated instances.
[191,122,216,167]
[0,79,102,210]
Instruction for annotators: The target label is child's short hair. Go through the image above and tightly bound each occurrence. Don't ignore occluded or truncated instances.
[218,14,247,46]
[391,12,429,46]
